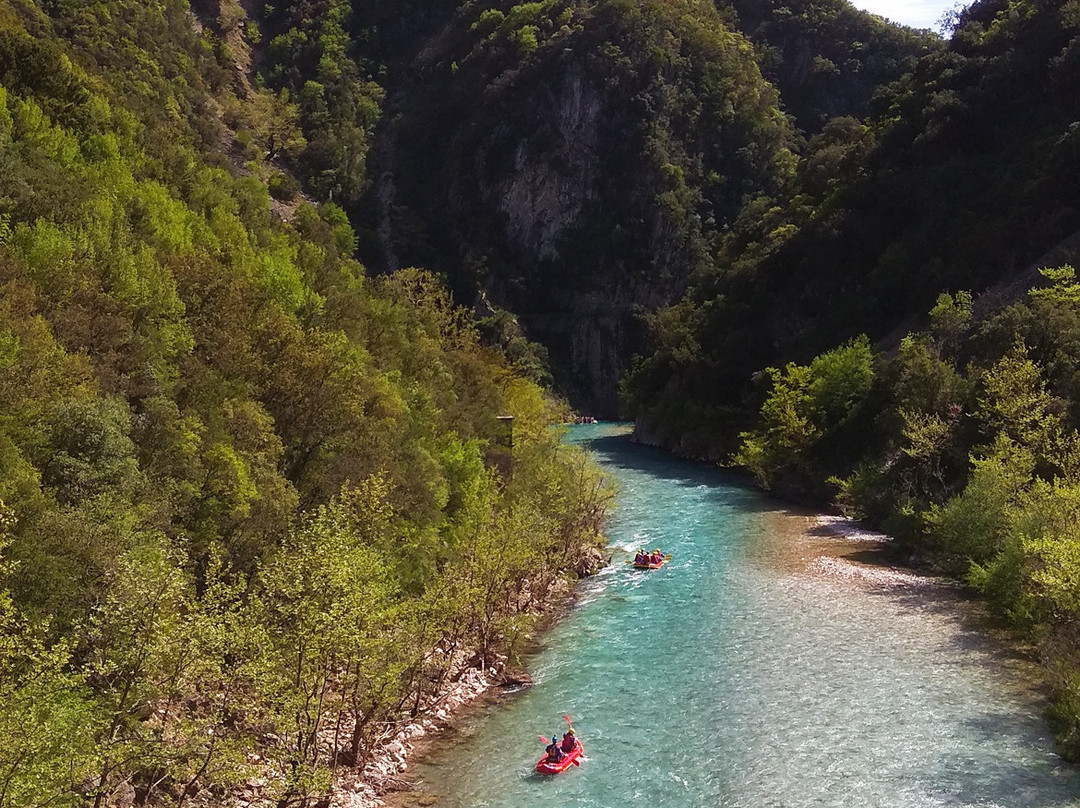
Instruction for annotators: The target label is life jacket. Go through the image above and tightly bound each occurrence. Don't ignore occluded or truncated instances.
[561,734,575,751]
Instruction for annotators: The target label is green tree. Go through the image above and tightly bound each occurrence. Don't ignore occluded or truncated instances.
[0,499,97,808]
[736,336,874,487]
[36,397,143,506]
[84,538,192,807]
[976,341,1061,454]
[257,480,400,800]
[926,434,1034,572]
[1030,265,1080,305]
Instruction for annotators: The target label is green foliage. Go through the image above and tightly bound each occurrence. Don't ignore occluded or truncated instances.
[928,289,973,346]
[892,334,967,415]
[631,0,1080,453]
[809,334,875,422]
[0,500,97,808]
[257,481,400,784]
[376,0,798,412]
[976,341,1062,453]
[1031,265,1080,305]
[736,362,819,485]
[736,336,874,489]
[727,269,1080,757]
[926,435,1034,569]
[0,1,612,799]
[36,397,143,505]
[261,0,383,204]
[725,0,940,132]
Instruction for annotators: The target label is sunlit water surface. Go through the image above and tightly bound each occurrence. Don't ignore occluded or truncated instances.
[402,424,1080,807]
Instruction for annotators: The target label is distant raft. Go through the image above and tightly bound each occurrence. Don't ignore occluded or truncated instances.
[632,553,670,570]
[536,740,583,774]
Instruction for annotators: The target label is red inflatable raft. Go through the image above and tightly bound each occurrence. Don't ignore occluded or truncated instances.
[536,740,583,774]
[632,557,668,570]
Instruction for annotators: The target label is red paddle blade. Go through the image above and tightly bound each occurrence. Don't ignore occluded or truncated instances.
[572,758,580,766]
[538,735,550,744]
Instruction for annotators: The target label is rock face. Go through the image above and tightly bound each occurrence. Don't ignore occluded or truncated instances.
[496,66,601,262]
[465,59,677,416]
[523,305,644,418]
[373,2,796,415]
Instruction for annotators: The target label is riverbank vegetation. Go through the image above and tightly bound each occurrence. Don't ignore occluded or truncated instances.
[0,1,610,803]
[726,269,1080,757]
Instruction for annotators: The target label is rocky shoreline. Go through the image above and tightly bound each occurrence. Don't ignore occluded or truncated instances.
[328,655,503,808]
[321,558,601,808]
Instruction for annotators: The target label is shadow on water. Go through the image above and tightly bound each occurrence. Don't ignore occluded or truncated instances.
[575,431,785,516]
[928,738,1078,808]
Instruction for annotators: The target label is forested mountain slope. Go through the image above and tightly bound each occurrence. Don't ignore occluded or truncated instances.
[7,0,1080,798]
[249,0,930,415]
[626,0,1080,456]
[0,1,610,803]
[379,0,797,415]
[725,0,939,132]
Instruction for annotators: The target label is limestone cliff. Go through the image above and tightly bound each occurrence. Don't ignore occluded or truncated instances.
[372,0,797,415]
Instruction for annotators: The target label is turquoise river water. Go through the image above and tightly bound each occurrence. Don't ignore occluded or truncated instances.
[401,423,1080,807]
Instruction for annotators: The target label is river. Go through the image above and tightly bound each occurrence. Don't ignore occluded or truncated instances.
[395,423,1080,807]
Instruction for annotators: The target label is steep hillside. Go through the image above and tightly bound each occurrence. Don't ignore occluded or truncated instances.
[376,0,798,415]
[0,1,610,802]
[5,0,1080,795]
[626,0,1080,453]
[723,0,940,132]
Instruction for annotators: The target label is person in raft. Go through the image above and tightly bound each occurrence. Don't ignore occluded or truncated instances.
[561,728,576,752]
[650,549,662,564]
[545,735,565,762]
